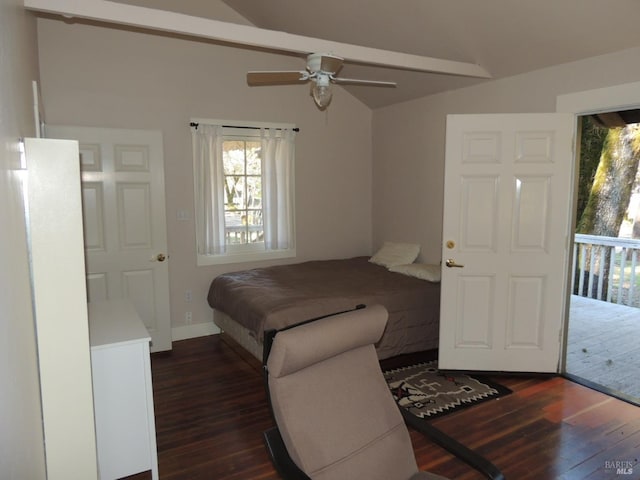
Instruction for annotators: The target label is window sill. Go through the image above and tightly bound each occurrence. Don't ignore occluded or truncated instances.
[197,248,296,266]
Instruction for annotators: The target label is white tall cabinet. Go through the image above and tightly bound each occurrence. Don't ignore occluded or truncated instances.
[89,299,159,480]
[25,138,99,480]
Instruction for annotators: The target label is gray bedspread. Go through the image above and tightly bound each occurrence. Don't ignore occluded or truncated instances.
[207,257,441,359]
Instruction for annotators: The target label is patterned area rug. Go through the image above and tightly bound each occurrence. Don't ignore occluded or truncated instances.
[383,361,512,419]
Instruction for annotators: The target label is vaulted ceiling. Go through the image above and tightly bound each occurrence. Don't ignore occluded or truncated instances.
[35,0,640,108]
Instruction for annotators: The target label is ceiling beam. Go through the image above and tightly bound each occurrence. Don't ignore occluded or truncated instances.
[24,0,492,79]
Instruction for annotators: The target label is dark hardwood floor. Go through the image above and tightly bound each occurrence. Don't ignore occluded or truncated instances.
[128,334,640,480]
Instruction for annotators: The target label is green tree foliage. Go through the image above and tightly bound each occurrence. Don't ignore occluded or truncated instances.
[577,124,640,235]
[575,121,640,297]
[575,116,607,226]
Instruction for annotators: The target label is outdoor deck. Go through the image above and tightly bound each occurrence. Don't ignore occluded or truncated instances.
[567,294,640,400]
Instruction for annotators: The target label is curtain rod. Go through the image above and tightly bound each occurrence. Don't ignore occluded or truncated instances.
[189,122,299,132]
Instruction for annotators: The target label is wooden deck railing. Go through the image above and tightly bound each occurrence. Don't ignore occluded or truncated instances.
[572,234,640,307]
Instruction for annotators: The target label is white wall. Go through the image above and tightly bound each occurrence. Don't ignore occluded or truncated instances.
[37,17,373,333]
[0,1,47,478]
[372,47,640,263]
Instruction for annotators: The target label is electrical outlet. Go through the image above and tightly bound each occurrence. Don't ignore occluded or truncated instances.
[185,311,192,324]
[185,289,192,303]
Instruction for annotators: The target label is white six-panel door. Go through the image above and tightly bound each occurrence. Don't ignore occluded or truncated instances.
[439,114,575,372]
[47,126,172,352]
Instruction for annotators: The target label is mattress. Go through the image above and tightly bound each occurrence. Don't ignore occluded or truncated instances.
[208,256,440,360]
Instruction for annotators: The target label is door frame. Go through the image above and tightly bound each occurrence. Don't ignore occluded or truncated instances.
[556,80,640,373]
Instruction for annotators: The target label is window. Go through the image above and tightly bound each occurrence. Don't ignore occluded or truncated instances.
[223,138,263,247]
[191,119,296,265]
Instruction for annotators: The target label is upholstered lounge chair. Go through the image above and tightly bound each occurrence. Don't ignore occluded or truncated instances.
[262,304,504,480]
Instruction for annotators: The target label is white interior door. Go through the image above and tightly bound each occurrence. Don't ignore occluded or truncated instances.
[47,126,172,352]
[439,114,575,372]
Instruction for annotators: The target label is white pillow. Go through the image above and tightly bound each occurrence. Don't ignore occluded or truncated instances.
[369,242,420,268]
[389,263,441,282]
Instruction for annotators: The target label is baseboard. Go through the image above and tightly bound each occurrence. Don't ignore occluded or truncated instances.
[172,321,221,342]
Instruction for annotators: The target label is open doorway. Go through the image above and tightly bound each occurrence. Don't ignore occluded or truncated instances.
[565,109,640,405]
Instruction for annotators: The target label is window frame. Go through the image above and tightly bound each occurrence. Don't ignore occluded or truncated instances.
[192,118,296,266]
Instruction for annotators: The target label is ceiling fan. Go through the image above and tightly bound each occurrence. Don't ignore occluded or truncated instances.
[247,53,397,109]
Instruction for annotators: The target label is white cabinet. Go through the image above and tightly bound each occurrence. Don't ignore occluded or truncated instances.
[26,138,99,479]
[89,300,159,480]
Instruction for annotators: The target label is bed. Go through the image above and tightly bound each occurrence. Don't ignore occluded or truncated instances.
[207,256,441,361]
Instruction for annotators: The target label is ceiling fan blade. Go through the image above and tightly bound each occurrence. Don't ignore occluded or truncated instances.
[319,54,344,75]
[331,77,397,87]
[247,71,307,86]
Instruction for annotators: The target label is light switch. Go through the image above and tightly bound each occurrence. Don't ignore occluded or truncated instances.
[177,209,191,221]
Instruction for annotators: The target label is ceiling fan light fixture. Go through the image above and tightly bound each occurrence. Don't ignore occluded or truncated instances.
[312,74,332,109]
[248,53,396,110]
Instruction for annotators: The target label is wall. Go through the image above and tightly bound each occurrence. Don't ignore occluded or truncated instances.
[37,17,373,334]
[0,1,47,479]
[372,47,640,263]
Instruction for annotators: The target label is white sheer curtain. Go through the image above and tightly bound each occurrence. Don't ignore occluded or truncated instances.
[261,128,295,251]
[192,124,226,255]
[193,123,295,257]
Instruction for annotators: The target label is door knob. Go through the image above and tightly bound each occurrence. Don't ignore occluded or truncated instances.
[156,253,167,262]
[445,258,464,268]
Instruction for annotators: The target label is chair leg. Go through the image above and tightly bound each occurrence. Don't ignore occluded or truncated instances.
[400,409,505,480]
[263,427,312,480]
